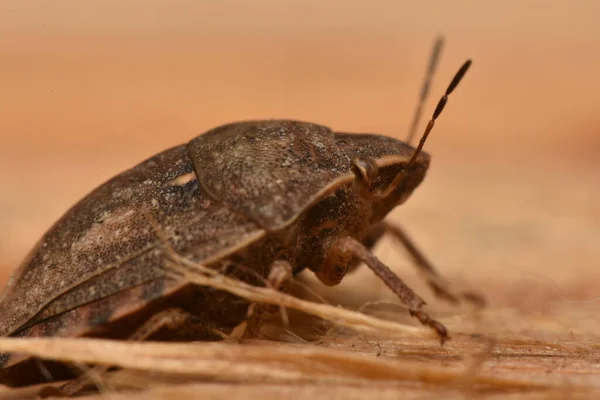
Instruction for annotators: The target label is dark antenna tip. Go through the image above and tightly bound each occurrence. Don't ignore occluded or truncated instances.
[405,35,445,145]
[446,59,471,95]
[407,59,472,166]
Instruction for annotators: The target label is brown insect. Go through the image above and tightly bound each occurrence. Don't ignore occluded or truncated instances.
[0,38,481,390]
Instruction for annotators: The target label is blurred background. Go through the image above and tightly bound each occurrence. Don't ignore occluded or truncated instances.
[0,1,598,310]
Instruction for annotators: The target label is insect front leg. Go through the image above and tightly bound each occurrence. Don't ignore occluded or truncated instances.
[320,236,448,342]
[241,260,293,341]
[380,222,486,307]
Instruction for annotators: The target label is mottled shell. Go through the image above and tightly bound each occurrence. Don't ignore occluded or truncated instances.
[0,144,261,339]
[189,120,426,229]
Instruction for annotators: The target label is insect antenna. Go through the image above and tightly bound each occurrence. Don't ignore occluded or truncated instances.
[406,36,445,144]
[381,59,471,199]
[406,59,472,167]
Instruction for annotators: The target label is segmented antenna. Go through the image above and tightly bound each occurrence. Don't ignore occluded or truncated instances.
[406,59,472,167]
[406,36,444,144]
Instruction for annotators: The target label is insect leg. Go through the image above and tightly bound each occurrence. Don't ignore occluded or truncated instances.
[324,236,448,342]
[241,260,293,341]
[58,308,221,396]
[381,222,486,307]
[339,223,388,276]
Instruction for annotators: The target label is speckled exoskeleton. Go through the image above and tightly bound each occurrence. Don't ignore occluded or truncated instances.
[0,49,480,389]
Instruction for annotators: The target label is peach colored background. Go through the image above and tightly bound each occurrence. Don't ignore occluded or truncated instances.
[0,1,599,308]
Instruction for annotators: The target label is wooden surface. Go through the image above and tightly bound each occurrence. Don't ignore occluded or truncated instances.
[0,1,599,398]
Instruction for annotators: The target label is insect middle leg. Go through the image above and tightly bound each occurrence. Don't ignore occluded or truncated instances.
[241,260,293,341]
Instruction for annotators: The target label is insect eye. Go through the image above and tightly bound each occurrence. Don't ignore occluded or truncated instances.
[351,157,378,187]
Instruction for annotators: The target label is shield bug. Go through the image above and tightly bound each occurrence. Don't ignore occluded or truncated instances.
[0,39,480,388]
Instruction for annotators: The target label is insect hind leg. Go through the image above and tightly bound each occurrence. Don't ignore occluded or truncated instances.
[54,308,225,396]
